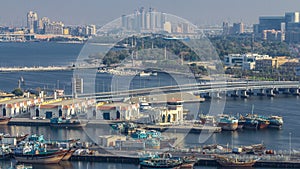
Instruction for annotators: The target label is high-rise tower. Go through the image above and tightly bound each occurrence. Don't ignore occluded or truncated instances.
[27,11,38,33]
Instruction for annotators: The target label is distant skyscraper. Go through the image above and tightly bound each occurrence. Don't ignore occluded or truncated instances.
[27,11,38,33]
[222,22,230,35]
[39,17,50,34]
[90,25,97,35]
[120,7,193,34]
[163,22,172,33]
[285,12,300,23]
[232,22,244,34]
[149,7,156,30]
[258,16,285,33]
[44,21,64,35]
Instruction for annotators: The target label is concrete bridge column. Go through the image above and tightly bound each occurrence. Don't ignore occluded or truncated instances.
[257,89,266,96]
[293,88,300,96]
[267,88,276,97]
[213,92,222,99]
[246,89,254,96]
[241,90,249,98]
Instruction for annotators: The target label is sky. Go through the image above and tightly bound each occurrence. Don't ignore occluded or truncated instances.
[0,0,300,27]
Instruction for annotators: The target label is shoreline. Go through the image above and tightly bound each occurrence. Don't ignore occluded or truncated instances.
[69,154,300,168]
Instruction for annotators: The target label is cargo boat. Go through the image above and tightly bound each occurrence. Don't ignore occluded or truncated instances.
[217,115,238,131]
[0,133,29,142]
[14,149,68,164]
[50,117,87,128]
[0,117,11,125]
[139,153,183,169]
[215,155,259,167]
[62,149,76,161]
[267,116,283,129]
[243,115,270,129]
[180,156,197,169]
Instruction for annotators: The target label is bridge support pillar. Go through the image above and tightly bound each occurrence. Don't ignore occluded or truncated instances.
[246,89,254,96]
[267,88,276,97]
[241,90,249,98]
[212,91,223,99]
[293,88,300,96]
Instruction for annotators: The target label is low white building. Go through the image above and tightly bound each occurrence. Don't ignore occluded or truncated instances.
[142,99,184,125]
[224,53,272,70]
[98,135,126,147]
[30,98,95,119]
[0,97,43,117]
[96,102,139,120]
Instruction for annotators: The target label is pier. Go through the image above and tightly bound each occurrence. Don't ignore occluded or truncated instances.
[143,124,221,133]
[69,154,300,168]
[8,118,221,133]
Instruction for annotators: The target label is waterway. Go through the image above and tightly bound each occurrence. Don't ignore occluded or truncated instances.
[0,42,299,169]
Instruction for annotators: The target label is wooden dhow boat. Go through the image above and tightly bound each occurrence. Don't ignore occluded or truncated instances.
[215,155,259,167]
[14,148,68,164]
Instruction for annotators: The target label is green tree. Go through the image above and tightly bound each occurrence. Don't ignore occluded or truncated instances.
[12,88,24,96]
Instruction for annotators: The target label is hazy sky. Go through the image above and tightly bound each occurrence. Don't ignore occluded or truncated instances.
[1,0,300,26]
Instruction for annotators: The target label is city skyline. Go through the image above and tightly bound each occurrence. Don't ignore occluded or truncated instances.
[0,0,300,27]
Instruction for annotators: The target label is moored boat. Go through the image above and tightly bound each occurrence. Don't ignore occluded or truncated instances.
[217,115,238,131]
[0,117,11,124]
[243,114,270,130]
[0,144,12,160]
[62,149,75,161]
[180,156,197,169]
[139,153,183,169]
[1,133,29,142]
[238,119,245,129]
[131,129,148,139]
[267,116,283,129]
[50,117,87,128]
[215,155,259,167]
[14,149,68,164]
[199,114,216,126]
[257,118,270,129]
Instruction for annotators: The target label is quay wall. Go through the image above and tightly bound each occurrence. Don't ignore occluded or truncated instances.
[70,155,300,168]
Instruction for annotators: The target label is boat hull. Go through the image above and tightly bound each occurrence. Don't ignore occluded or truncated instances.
[2,134,29,142]
[50,123,87,128]
[62,149,75,161]
[258,122,269,129]
[268,124,282,129]
[218,122,238,131]
[216,160,256,167]
[140,156,182,169]
[0,117,11,125]
[216,158,257,167]
[14,150,67,164]
[180,162,195,169]
[140,165,181,169]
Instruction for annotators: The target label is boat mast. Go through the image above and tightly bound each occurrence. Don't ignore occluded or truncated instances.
[251,104,254,115]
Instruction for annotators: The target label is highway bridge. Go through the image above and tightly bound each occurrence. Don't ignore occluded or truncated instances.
[68,81,300,100]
